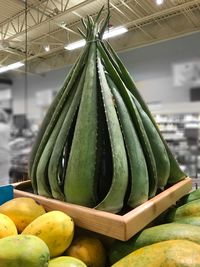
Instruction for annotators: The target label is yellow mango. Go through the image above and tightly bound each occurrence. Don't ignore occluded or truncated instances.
[22,210,74,258]
[112,240,200,267]
[66,236,106,267]
[48,256,87,267]
[0,213,17,238]
[0,197,46,232]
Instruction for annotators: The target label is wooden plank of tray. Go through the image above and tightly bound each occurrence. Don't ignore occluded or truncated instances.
[14,177,192,241]
[124,177,192,240]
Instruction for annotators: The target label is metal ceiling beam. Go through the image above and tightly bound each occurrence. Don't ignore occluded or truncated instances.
[27,15,200,68]
[118,25,200,54]
[0,55,10,65]
[27,24,200,74]
[0,0,97,41]
[124,0,200,28]
[1,0,126,58]
[17,0,53,21]
[28,1,200,43]
[7,0,200,64]
[1,0,200,72]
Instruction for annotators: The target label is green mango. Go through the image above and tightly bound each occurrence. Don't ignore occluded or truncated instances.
[0,234,50,267]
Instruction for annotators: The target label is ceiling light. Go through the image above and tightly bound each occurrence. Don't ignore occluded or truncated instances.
[103,26,128,39]
[0,62,24,74]
[64,40,86,51]
[156,0,164,5]
[44,45,50,52]
[64,26,128,51]
[72,11,83,18]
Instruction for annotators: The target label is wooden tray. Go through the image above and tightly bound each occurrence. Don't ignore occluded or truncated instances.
[14,177,192,241]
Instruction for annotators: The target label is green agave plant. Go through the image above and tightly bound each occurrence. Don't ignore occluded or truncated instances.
[28,7,186,213]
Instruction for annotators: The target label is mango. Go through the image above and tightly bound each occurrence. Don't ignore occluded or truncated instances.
[0,213,17,238]
[48,256,87,267]
[168,199,200,221]
[178,188,200,206]
[175,216,200,226]
[109,223,200,264]
[22,210,74,257]
[66,236,106,267]
[0,234,50,267]
[0,197,46,232]
[112,240,200,267]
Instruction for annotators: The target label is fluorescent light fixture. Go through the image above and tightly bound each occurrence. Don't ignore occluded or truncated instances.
[64,26,128,51]
[0,62,24,74]
[156,0,164,5]
[72,11,83,18]
[44,44,50,52]
[65,39,86,51]
[103,26,128,39]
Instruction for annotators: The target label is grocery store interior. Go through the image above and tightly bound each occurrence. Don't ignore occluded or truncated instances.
[1,1,200,266]
[0,0,200,186]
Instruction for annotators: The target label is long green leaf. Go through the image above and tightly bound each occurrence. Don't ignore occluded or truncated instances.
[48,71,85,200]
[98,41,157,197]
[95,51,128,213]
[134,96,170,187]
[36,80,79,198]
[30,45,89,193]
[105,41,186,183]
[108,76,149,208]
[28,56,77,192]
[64,41,98,207]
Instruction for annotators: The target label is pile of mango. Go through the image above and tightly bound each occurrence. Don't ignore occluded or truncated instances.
[0,197,106,267]
[2,188,200,267]
[109,188,200,266]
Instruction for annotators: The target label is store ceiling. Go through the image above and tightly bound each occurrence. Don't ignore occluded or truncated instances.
[0,0,200,75]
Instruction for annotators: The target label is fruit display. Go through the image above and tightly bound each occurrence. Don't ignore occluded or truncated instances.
[0,197,106,266]
[1,190,200,266]
[28,8,186,213]
[109,187,200,265]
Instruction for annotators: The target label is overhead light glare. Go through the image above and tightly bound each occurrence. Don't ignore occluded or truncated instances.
[44,45,50,52]
[103,26,128,39]
[156,0,164,5]
[72,11,83,18]
[0,62,24,74]
[64,39,86,51]
[64,26,128,51]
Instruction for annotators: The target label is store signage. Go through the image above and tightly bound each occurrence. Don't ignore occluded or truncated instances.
[0,184,13,205]
[173,61,200,87]
[36,89,53,107]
